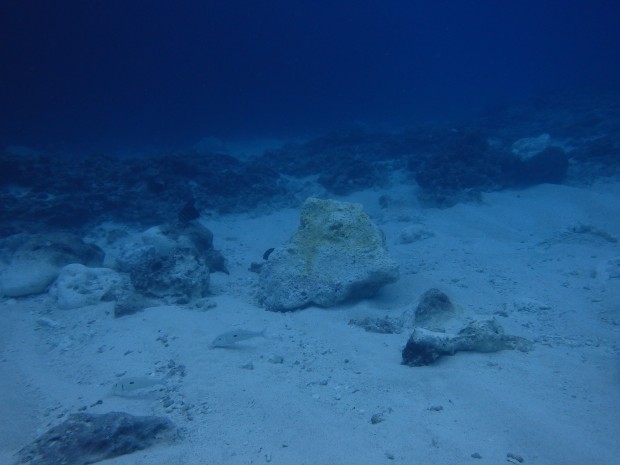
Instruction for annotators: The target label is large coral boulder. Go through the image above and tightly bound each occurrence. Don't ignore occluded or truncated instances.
[103,222,226,305]
[258,198,400,311]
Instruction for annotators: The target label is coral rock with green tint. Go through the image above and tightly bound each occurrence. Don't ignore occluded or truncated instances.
[258,197,399,311]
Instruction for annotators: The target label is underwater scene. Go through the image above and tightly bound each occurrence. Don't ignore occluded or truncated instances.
[1,1,620,464]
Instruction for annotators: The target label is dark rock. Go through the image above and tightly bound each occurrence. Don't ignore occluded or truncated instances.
[248,262,263,273]
[262,247,275,260]
[203,248,229,274]
[401,328,448,366]
[129,248,210,303]
[15,412,175,465]
[178,198,200,224]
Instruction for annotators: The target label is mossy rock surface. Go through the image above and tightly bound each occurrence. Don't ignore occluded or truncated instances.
[293,198,385,273]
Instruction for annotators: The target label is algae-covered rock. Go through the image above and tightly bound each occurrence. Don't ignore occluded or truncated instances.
[258,197,399,311]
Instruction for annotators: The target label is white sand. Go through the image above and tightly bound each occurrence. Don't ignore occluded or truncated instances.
[1,180,620,465]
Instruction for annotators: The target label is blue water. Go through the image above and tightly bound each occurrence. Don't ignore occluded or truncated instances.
[2,3,620,463]
[1,0,619,154]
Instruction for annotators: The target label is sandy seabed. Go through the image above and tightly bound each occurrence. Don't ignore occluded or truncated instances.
[1,179,619,465]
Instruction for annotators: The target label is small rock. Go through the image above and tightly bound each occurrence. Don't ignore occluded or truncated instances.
[36,317,62,329]
[349,316,402,334]
[414,288,455,328]
[507,452,524,463]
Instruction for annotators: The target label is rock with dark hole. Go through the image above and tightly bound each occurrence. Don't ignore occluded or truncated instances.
[402,319,532,367]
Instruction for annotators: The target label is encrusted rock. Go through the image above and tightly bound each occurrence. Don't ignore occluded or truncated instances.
[15,412,175,465]
[104,222,227,304]
[402,319,532,366]
[129,248,210,304]
[258,197,399,311]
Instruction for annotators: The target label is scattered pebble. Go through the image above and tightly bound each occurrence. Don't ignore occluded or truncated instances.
[36,317,62,328]
[428,405,443,412]
[471,452,482,459]
[370,413,385,424]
